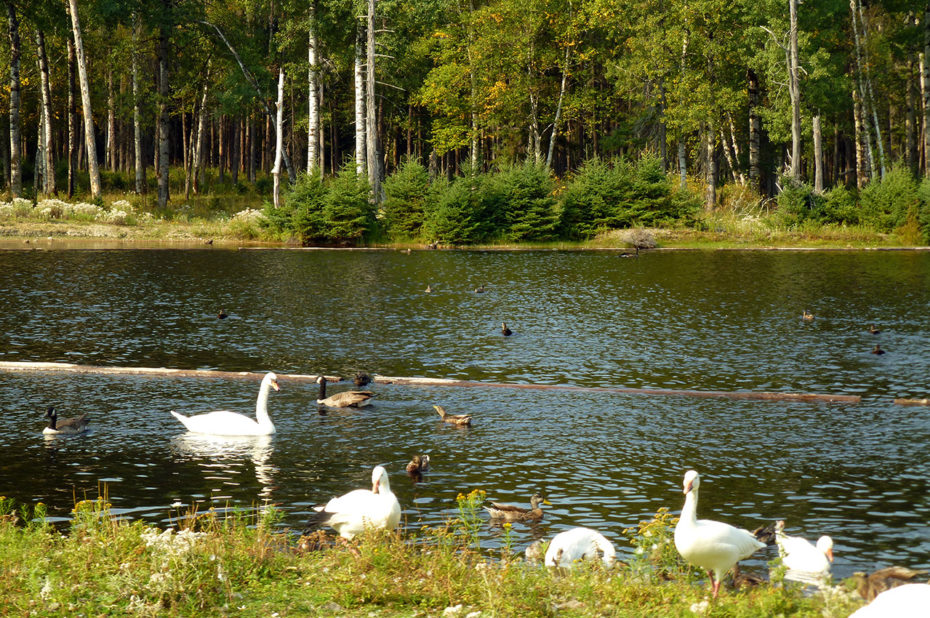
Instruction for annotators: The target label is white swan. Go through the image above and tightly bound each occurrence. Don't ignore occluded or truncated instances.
[774,520,833,576]
[544,527,616,568]
[316,375,375,408]
[305,465,401,539]
[850,583,930,617]
[170,372,280,436]
[42,406,89,435]
[673,470,766,598]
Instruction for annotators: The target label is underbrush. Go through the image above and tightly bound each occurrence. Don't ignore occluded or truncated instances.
[0,493,866,616]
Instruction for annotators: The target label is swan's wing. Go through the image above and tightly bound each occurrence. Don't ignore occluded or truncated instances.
[698,520,766,559]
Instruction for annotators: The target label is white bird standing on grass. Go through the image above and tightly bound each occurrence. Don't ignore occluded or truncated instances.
[304,465,401,540]
[170,372,279,436]
[673,470,766,598]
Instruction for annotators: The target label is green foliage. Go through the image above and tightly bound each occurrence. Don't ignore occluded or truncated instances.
[775,179,822,228]
[623,507,694,583]
[820,186,861,226]
[423,169,495,244]
[488,161,560,242]
[859,166,920,232]
[383,158,432,239]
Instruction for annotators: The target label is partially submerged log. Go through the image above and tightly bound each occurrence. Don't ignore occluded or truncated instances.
[0,361,860,404]
[893,398,930,406]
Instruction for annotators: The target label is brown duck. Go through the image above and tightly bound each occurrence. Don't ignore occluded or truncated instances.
[434,405,471,426]
[484,493,550,521]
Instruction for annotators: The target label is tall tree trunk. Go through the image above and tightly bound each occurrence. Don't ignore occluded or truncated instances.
[704,128,716,208]
[272,68,285,208]
[813,114,823,193]
[67,38,77,198]
[191,63,210,195]
[366,0,382,202]
[157,3,171,207]
[307,1,320,174]
[68,0,102,198]
[36,30,55,196]
[678,140,687,189]
[856,0,886,179]
[546,43,571,170]
[354,28,366,176]
[853,87,866,188]
[907,58,918,177]
[923,11,930,178]
[788,0,801,183]
[8,4,21,198]
[132,19,144,194]
[748,69,761,189]
[719,128,739,183]
[850,0,877,183]
[106,68,115,172]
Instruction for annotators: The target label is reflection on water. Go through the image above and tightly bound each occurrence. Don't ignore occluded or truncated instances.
[0,249,929,580]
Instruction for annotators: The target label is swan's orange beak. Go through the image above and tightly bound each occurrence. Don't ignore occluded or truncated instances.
[826,548,834,562]
[271,380,280,391]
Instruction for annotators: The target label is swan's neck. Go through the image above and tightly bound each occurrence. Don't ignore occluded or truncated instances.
[255,381,274,428]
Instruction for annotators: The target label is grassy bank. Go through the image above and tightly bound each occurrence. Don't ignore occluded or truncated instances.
[0,495,866,617]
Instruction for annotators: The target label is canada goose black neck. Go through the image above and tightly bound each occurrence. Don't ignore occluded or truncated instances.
[44,406,57,430]
[317,376,327,399]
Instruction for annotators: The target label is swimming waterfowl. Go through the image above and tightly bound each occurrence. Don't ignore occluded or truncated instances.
[474,285,486,293]
[218,308,228,319]
[501,322,512,336]
[673,470,766,598]
[872,344,886,355]
[852,566,929,602]
[42,406,89,435]
[353,372,372,387]
[774,520,833,576]
[316,375,375,408]
[484,493,550,521]
[802,310,814,321]
[869,324,881,334]
[434,405,471,426]
[424,284,432,293]
[304,465,401,540]
[405,454,430,474]
[170,372,279,436]
[544,527,616,568]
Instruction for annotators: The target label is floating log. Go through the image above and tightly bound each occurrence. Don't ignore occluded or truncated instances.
[0,361,860,404]
[893,398,930,406]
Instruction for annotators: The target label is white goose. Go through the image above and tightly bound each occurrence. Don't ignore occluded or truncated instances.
[850,583,930,617]
[673,470,766,598]
[170,372,280,436]
[774,520,833,576]
[306,465,401,539]
[544,527,616,568]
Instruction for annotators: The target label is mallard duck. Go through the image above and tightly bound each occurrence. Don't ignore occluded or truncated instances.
[852,566,929,602]
[42,406,89,435]
[802,310,814,321]
[405,454,430,474]
[485,493,550,521]
[316,375,375,408]
[751,522,777,546]
[869,324,881,335]
[170,372,279,436]
[303,465,401,540]
[544,527,616,568]
[353,372,372,387]
[774,520,833,576]
[434,405,471,426]
[872,344,886,355]
[217,308,228,319]
[501,322,512,336]
[673,470,766,598]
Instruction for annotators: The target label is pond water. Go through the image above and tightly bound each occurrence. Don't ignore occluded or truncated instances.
[0,247,928,580]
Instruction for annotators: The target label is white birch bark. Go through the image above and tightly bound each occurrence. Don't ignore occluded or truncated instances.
[106,69,115,172]
[157,14,170,207]
[67,38,76,198]
[788,0,801,183]
[855,0,886,179]
[36,30,55,195]
[307,2,320,174]
[68,0,102,198]
[366,0,382,202]
[132,19,144,194]
[813,114,823,193]
[8,4,21,197]
[923,11,930,177]
[850,0,876,183]
[354,29,366,176]
[272,68,285,208]
[191,67,210,195]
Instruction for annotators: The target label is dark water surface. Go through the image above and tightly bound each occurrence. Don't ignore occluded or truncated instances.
[1,248,928,578]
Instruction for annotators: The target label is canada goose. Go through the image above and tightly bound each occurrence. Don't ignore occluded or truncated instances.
[673,470,766,598]
[501,322,512,336]
[802,310,814,321]
[303,466,401,540]
[170,372,279,436]
[42,406,89,435]
[405,454,430,474]
[434,405,471,426]
[872,344,886,355]
[485,493,550,521]
[218,309,228,319]
[353,372,372,387]
[869,324,881,334]
[316,375,375,408]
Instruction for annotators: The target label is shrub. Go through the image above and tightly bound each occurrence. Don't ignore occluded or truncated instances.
[820,185,860,225]
[774,179,822,227]
[423,167,495,244]
[488,161,559,242]
[859,165,919,232]
[317,164,375,244]
[383,158,431,239]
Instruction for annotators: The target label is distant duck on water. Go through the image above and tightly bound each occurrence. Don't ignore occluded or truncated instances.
[872,344,886,355]
[802,310,814,321]
[43,406,89,435]
[501,322,512,336]
[869,324,881,334]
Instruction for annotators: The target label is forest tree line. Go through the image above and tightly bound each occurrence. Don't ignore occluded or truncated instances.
[3,0,930,226]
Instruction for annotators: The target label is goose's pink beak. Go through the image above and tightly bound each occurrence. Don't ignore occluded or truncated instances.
[271,380,280,391]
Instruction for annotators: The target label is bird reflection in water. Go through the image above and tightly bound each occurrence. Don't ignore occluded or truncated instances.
[170,434,277,500]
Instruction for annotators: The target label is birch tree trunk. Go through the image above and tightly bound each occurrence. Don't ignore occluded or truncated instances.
[705,128,716,208]
[850,0,877,183]
[813,114,823,193]
[306,1,320,174]
[907,59,918,176]
[272,68,285,208]
[366,0,383,203]
[546,42,571,170]
[923,10,930,178]
[36,30,55,195]
[67,38,76,198]
[132,20,144,194]
[68,0,102,198]
[106,69,115,172]
[8,4,21,198]
[853,87,866,188]
[788,0,802,183]
[191,68,210,196]
[856,0,886,180]
[678,141,687,189]
[719,128,738,183]
[157,5,171,207]
[748,69,761,189]
[354,29,366,176]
